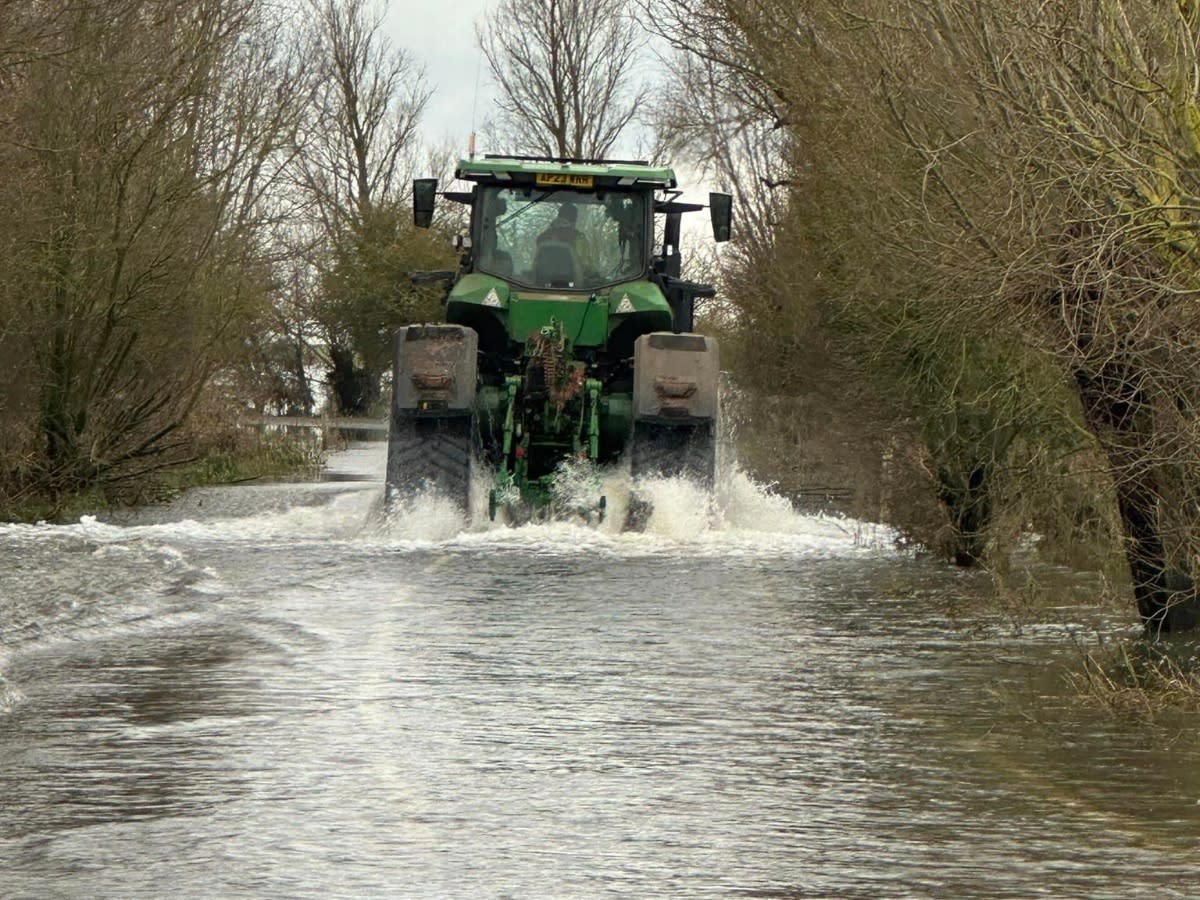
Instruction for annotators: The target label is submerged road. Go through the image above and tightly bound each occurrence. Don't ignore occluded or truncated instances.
[1,443,1198,897]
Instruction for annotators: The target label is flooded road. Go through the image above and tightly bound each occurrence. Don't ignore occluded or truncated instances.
[1,443,1198,898]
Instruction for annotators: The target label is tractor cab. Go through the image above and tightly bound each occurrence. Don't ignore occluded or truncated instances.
[413,156,731,361]
[474,185,646,291]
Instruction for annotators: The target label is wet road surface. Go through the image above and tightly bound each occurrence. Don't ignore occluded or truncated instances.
[1,444,1198,897]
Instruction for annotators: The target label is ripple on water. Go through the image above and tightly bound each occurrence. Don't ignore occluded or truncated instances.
[6,442,1192,898]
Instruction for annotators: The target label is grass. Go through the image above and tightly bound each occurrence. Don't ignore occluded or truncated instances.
[0,425,327,524]
[156,429,325,496]
[1066,634,1200,715]
[2,485,113,525]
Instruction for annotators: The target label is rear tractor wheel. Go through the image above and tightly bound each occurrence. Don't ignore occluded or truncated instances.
[384,324,479,516]
[385,414,474,512]
[624,332,720,531]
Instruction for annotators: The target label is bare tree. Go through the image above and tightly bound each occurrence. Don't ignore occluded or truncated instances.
[655,46,787,260]
[811,0,1200,630]
[478,0,648,159]
[649,0,1200,631]
[292,0,444,414]
[0,0,310,502]
[298,0,430,228]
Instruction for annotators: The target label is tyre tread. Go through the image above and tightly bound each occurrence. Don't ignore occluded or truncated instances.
[386,414,473,511]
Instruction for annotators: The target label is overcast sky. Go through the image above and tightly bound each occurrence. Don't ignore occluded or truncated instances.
[382,0,715,213]
[383,0,671,158]
[384,0,495,155]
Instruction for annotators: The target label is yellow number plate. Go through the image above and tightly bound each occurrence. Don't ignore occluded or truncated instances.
[535,173,594,188]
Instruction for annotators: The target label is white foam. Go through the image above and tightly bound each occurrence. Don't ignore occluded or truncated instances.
[381,486,470,542]
[629,476,717,540]
[0,674,25,714]
[0,443,898,560]
[376,452,896,559]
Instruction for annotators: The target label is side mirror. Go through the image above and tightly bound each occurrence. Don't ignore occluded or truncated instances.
[413,178,438,228]
[709,192,733,243]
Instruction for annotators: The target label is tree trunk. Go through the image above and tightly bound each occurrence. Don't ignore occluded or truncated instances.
[1074,367,1200,634]
[38,286,90,496]
[292,337,314,417]
[328,343,378,416]
[936,462,992,567]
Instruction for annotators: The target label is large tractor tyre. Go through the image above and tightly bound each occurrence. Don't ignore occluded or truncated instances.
[629,420,717,485]
[625,421,717,532]
[385,413,474,513]
[629,420,718,485]
[628,332,719,486]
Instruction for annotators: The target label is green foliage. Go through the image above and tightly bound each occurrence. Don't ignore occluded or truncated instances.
[0,425,324,524]
[158,430,325,496]
[317,202,455,413]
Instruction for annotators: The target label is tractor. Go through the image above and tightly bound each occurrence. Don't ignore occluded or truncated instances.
[386,155,731,524]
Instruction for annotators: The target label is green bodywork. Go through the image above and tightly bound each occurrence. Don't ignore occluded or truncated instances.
[434,158,683,517]
[446,273,671,346]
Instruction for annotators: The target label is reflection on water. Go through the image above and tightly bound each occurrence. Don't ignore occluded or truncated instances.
[0,443,1198,898]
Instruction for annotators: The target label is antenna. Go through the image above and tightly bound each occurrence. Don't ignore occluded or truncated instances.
[469,4,487,160]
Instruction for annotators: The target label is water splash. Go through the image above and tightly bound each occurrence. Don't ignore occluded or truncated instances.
[0,442,896,559]
[373,443,895,558]
[548,456,607,521]
[625,475,716,539]
[0,670,26,713]
[380,485,470,542]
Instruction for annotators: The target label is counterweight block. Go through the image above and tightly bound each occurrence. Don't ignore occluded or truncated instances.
[629,332,720,485]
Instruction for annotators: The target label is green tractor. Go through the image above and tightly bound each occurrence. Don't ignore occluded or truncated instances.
[386,155,732,523]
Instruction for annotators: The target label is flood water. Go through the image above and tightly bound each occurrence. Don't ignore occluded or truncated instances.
[1,442,1198,898]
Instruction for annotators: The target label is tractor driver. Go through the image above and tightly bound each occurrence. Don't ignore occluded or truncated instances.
[536,200,594,276]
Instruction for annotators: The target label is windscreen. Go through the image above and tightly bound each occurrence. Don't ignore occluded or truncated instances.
[476,187,646,291]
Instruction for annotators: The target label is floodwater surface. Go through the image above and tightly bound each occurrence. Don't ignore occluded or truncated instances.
[1,443,1198,898]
